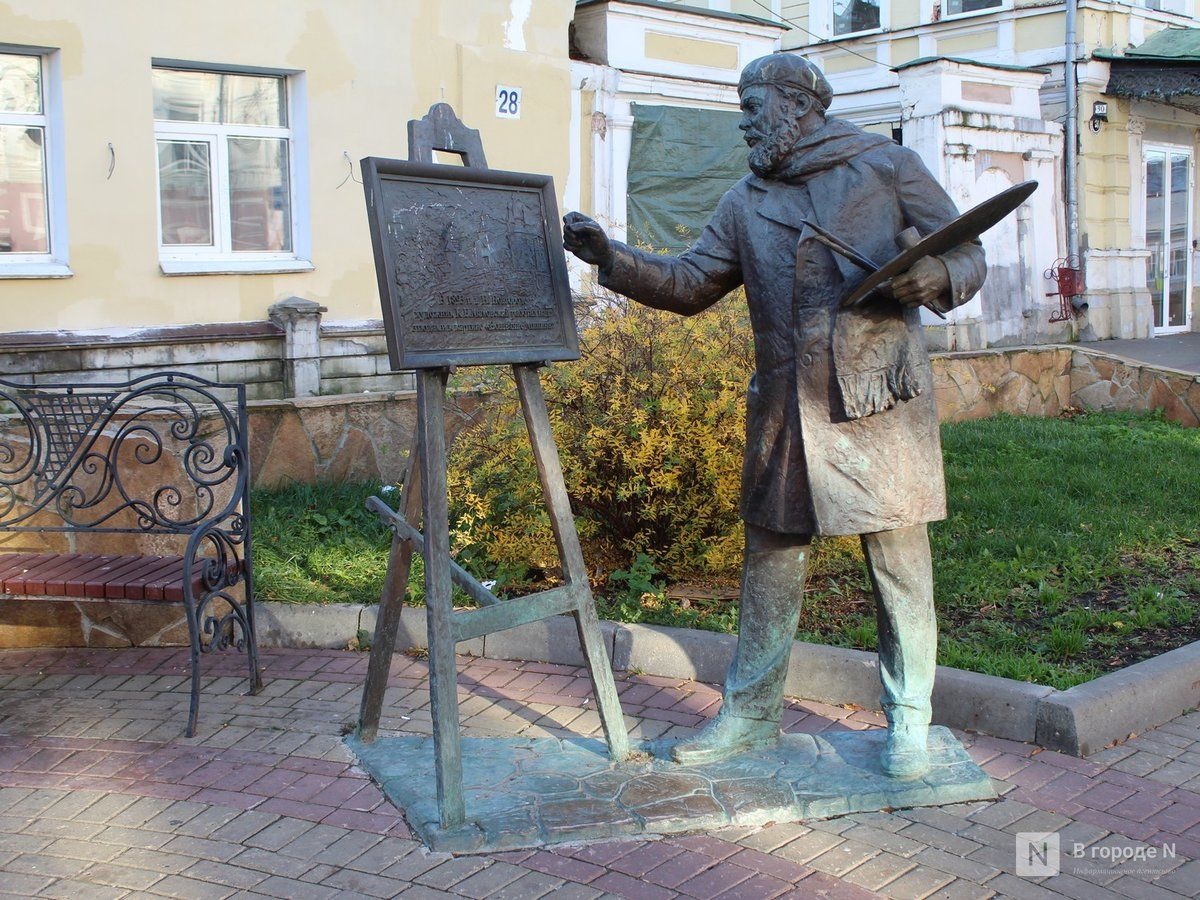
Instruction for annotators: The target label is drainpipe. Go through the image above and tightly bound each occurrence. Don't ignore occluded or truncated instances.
[1064,0,1081,268]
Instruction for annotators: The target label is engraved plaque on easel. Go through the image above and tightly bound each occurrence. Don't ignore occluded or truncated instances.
[363,160,579,370]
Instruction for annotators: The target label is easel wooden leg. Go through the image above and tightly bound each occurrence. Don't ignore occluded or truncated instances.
[514,364,630,761]
[571,602,631,760]
[358,432,423,744]
[418,368,466,829]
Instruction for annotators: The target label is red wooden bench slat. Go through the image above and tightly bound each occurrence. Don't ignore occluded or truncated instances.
[123,557,185,600]
[2,552,228,603]
[26,553,103,594]
[44,554,106,595]
[24,554,111,595]
[165,561,203,603]
[0,551,51,573]
[143,558,187,602]
[18,554,101,594]
[83,556,162,597]
[0,553,55,589]
[104,556,168,599]
[2,554,64,593]
[62,555,124,598]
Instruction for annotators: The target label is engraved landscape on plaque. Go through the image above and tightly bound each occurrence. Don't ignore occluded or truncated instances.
[362,159,580,370]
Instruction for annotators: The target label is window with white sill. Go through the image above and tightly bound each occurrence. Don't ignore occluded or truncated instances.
[0,49,69,277]
[152,65,309,274]
[942,0,1006,18]
[833,0,882,36]
[1144,0,1189,14]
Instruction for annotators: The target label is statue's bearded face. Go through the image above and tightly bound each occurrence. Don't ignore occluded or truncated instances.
[738,84,809,178]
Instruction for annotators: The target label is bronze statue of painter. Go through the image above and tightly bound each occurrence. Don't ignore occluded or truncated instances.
[564,53,986,779]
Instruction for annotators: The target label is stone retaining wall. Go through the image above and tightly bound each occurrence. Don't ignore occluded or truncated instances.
[1070,348,1200,427]
[245,390,481,488]
[931,344,1199,426]
[932,347,1072,422]
[246,344,1198,490]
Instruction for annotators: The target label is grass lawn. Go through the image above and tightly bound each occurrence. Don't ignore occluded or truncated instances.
[250,411,1200,690]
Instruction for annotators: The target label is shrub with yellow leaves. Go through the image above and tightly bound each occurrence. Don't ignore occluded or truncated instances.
[446,291,755,588]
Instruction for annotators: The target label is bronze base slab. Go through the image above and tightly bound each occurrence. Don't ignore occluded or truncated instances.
[346,726,996,854]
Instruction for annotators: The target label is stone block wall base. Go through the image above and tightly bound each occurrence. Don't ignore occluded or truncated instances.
[0,598,215,648]
[931,347,1072,422]
[348,727,995,853]
[1070,349,1200,426]
[246,391,482,488]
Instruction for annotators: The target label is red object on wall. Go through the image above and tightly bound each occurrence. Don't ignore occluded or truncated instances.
[1046,260,1085,323]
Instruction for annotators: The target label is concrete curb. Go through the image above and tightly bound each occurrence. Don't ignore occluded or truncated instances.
[612,623,737,684]
[1036,641,1200,757]
[257,601,1199,756]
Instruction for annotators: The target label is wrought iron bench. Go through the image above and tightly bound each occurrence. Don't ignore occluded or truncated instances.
[0,371,262,736]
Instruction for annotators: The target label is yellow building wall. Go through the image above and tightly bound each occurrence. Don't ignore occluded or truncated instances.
[780,0,810,49]
[1014,12,1064,54]
[936,30,998,56]
[823,51,875,74]
[890,37,921,68]
[1078,92,1200,251]
[1079,88,1135,250]
[891,0,921,31]
[644,32,741,70]
[0,0,576,332]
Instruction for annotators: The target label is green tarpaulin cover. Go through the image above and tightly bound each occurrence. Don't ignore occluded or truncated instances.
[626,104,748,253]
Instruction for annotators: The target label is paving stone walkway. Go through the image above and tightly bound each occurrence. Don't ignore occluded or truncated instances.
[0,646,1197,899]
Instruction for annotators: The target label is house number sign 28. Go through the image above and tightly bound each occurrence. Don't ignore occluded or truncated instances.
[495,85,522,119]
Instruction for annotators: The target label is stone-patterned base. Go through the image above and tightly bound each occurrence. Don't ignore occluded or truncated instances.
[347,726,995,854]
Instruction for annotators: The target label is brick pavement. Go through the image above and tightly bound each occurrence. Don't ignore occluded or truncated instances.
[0,647,1197,899]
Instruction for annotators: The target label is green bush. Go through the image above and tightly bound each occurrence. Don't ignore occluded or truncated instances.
[447,294,755,586]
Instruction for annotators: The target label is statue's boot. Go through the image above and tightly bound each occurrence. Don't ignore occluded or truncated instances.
[671,711,779,765]
[862,526,937,781]
[881,723,930,779]
[672,526,808,766]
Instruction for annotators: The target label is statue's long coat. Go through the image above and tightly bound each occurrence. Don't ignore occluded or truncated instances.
[600,121,987,536]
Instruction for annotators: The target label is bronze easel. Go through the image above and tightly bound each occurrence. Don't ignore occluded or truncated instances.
[355,104,630,832]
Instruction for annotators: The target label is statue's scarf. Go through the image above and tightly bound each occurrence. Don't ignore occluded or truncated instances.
[774,117,892,183]
[779,118,925,421]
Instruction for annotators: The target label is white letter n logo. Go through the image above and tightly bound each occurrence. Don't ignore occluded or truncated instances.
[1016,832,1060,877]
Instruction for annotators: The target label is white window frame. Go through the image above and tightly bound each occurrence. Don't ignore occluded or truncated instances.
[1143,142,1194,334]
[935,0,1012,25]
[811,0,887,41]
[152,61,312,276]
[0,46,70,279]
[1143,0,1191,15]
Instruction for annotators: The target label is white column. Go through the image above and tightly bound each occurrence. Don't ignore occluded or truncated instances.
[269,297,326,398]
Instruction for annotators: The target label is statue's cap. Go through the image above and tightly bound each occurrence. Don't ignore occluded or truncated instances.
[738,53,833,111]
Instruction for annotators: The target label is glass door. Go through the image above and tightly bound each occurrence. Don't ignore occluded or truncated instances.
[1144,146,1193,333]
